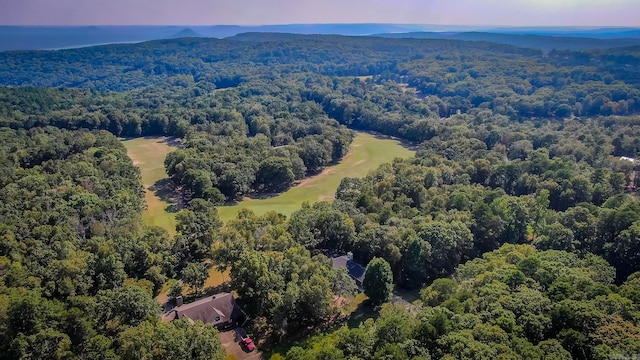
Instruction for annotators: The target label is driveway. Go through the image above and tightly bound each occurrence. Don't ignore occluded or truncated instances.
[219,328,263,360]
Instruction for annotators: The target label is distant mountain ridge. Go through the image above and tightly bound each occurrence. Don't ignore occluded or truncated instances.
[0,24,418,51]
[1,24,640,52]
[372,31,640,51]
[170,28,202,38]
[489,27,640,39]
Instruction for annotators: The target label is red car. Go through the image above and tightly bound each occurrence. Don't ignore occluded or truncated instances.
[241,336,255,352]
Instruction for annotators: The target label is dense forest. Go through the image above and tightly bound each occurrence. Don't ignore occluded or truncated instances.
[285,244,640,359]
[1,34,640,359]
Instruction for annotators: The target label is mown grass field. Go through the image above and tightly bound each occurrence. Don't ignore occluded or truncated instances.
[125,137,233,302]
[123,137,178,235]
[217,132,415,222]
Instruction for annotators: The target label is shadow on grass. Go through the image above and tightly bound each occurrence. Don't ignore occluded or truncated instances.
[346,299,380,329]
[159,137,183,148]
[242,191,285,201]
[220,192,283,206]
[149,178,183,213]
[202,282,232,297]
[394,287,421,303]
[368,131,419,151]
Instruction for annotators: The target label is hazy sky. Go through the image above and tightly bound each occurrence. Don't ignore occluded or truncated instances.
[1,0,639,26]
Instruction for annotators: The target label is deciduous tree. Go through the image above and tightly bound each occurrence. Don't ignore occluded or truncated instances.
[363,257,393,306]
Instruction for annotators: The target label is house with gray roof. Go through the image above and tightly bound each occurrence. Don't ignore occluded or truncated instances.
[332,252,366,287]
[163,292,243,329]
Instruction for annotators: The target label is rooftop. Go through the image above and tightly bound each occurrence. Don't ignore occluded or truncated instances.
[332,255,366,283]
[164,292,241,326]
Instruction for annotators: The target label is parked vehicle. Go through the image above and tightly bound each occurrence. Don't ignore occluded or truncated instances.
[241,335,255,352]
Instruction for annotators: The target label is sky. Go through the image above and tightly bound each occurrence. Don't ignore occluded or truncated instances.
[1,0,639,27]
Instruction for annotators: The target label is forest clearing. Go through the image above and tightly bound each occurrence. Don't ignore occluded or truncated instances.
[124,137,179,234]
[217,132,415,221]
[125,132,414,224]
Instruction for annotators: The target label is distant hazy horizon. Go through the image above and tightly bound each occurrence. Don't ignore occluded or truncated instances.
[2,0,639,27]
[2,24,640,30]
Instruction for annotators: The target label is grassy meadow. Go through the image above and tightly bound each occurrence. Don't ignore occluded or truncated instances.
[123,137,179,235]
[217,132,415,222]
[124,133,415,225]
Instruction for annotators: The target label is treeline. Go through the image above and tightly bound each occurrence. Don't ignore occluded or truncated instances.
[3,75,638,205]
[285,244,640,359]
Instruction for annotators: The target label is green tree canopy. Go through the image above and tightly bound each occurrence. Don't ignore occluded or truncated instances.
[363,257,394,306]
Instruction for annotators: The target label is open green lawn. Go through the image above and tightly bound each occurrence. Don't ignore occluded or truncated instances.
[123,137,178,235]
[124,133,415,226]
[218,132,415,222]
